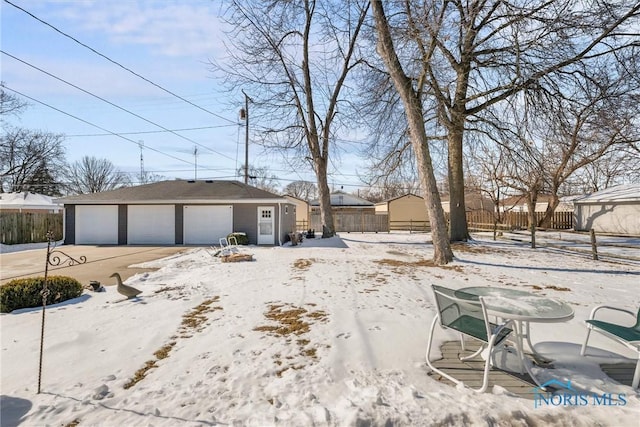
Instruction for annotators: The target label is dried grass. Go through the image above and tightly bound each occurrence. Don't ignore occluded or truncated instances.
[124,296,222,389]
[255,302,329,377]
[293,258,314,270]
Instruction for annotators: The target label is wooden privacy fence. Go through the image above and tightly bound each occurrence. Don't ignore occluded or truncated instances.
[464,210,574,231]
[311,212,389,233]
[295,219,310,232]
[389,220,430,233]
[309,210,574,234]
[0,212,63,245]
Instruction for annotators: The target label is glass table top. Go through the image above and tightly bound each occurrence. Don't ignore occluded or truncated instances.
[455,286,575,322]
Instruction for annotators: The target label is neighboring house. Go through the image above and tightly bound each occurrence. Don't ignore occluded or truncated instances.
[499,194,555,213]
[0,192,63,213]
[375,193,428,227]
[309,191,374,212]
[284,195,310,231]
[440,192,494,213]
[574,184,640,236]
[56,180,296,245]
[557,195,579,212]
[309,191,378,232]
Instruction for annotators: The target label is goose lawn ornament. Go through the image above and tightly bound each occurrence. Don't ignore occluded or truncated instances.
[110,272,142,299]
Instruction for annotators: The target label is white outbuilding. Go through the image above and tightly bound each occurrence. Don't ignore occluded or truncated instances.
[0,192,62,213]
[574,184,640,236]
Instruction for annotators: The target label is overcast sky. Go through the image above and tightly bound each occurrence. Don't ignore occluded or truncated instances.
[1,0,367,191]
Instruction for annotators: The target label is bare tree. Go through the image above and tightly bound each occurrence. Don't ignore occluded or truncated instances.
[237,164,280,193]
[371,0,453,264]
[533,64,640,227]
[359,181,420,203]
[491,104,546,248]
[0,128,65,193]
[215,0,369,238]
[466,136,509,240]
[283,180,317,200]
[376,0,640,242]
[64,156,130,194]
[138,171,166,186]
[569,146,640,193]
[0,83,28,119]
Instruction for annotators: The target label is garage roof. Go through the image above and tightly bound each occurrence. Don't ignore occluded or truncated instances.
[309,191,373,207]
[56,180,288,204]
[574,184,640,204]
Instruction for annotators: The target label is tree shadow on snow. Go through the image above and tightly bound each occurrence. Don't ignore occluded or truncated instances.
[0,395,32,427]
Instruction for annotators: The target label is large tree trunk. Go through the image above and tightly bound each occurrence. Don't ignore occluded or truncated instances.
[447,124,470,242]
[314,152,335,237]
[539,193,560,228]
[371,0,453,264]
[526,193,538,249]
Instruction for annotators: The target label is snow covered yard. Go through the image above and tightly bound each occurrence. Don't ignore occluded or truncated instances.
[1,233,639,426]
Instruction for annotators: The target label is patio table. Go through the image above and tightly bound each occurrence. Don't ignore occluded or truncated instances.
[455,286,574,387]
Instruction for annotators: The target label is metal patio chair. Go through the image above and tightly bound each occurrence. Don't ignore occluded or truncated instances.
[580,305,640,389]
[426,284,515,393]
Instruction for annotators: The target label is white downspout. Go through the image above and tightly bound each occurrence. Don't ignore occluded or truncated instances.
[278,202,283,246]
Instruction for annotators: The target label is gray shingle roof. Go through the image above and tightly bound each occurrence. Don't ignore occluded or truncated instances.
[56,180,286,204]
[309,191,373,207]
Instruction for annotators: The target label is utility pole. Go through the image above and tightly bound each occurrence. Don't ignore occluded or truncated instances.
[138,140,144,184]
[241,90,251,184]
[193,146,198,180]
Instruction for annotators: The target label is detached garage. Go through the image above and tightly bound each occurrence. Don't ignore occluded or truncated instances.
[574,184,640,236]
[57,180,295,246]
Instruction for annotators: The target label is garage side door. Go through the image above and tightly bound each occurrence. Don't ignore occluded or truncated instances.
[128,205,175,244]
[76,205,118,244]
[183,205,233,244]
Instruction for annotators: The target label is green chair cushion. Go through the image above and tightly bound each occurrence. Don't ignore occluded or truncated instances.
[447,315,512,344]
[587,319,640,343]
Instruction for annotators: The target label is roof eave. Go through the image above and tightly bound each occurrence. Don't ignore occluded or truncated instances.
[57,198,290,205]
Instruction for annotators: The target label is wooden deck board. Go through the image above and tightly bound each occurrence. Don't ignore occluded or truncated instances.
[600,363,637,387]
[430,340,638,396]
[429,340,538,399]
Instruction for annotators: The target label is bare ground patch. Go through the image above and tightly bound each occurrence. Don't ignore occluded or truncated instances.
[450,242,507,255]
[254,302,329,377]
[292,258,315,271]
[373,258,465,274]
[531,284,572,292]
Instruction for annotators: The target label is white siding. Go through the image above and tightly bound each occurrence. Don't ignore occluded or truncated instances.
[575,203,640,236]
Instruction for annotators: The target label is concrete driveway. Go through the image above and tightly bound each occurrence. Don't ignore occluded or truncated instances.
[0,245,191,286]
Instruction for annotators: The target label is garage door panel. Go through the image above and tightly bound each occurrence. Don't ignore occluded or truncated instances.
[128,205,175,244]
[76,205,118,244]
[184,205,233,244]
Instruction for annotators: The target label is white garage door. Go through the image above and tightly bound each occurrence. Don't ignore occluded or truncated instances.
[76,205,118,244]
[127,205,175,244]
[183,205,233,244]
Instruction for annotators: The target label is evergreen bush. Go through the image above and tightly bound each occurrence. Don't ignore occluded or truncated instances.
[0,276,83,313]
[227,232,249,245]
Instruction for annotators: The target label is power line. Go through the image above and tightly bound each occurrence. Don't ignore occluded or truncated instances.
[1,84,194,167]
[66,124,238,138]
[3,0,236,125]
[1,50,236,162]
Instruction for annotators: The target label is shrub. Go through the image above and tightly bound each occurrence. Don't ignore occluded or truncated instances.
[228,232,249,245]
[0,276,83,313]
